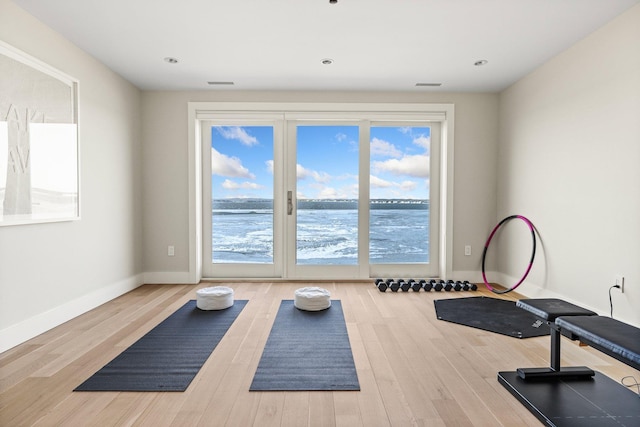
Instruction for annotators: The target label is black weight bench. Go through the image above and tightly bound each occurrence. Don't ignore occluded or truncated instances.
[514,298,598,380]
[498,298,640,427]
[555,314,640,372]
[514,298,640,378]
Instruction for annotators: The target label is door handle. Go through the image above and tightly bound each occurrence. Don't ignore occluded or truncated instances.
[287,191,293,215]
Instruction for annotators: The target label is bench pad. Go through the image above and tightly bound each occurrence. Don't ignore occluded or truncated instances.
[556,315,640,371]
[516,298,597,321]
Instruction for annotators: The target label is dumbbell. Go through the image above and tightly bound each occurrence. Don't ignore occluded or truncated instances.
[387,279,400,292]
[428,279,444,292]
[397,279,411,292]
[453,281,463,291]
[409,279,422,292]
[467,281,478,291]
[375,278,388,292]
[444,280,455,291]
[421,279,433,292]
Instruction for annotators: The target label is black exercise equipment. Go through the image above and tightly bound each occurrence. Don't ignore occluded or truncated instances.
[374,278,478,293]
[462,280,477,291]
[482,215,537,294]
[409,279,422,292]
[499,298,640,427]
[514,299,597,380]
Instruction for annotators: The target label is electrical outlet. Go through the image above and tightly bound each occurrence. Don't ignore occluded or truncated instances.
[168,245,175,257]
[464,245,471,256]
[615,275,624,293]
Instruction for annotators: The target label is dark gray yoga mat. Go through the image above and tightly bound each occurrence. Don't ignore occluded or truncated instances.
[75,299,247,391]
[434,296,549,339]
[250,300,360,391]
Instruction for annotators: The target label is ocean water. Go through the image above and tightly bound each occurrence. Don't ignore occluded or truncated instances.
[211,199,429,264]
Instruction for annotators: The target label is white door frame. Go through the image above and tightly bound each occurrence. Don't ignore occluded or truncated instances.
[187,102,455,282]
[200,117,284,278]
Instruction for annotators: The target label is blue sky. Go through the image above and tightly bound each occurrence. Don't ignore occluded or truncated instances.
[211,125,431,200]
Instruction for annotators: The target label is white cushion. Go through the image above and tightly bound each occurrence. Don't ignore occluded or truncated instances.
[294,287,331,311]
[196,286,234,310]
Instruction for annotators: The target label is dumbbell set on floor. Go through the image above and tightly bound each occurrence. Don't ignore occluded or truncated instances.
[375,278,477,293]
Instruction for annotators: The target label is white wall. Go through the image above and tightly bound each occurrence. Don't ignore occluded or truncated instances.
[141,91,499,282]
[497,4,640,326]
[0,0,144,352]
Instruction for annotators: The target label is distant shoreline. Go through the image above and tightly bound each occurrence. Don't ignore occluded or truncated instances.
[213,198,429,210]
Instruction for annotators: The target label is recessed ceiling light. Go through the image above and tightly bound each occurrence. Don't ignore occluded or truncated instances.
[474,59,488,66]
[207,81,235,86]
[321,58,334,65]
[415,83,442,87]
[164,57,178,64]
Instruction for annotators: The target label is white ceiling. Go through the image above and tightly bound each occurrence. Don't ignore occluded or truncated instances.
[13,0,640,92]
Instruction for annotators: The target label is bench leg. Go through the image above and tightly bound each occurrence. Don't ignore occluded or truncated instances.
[517,324,594,380]
[550,324,561,371]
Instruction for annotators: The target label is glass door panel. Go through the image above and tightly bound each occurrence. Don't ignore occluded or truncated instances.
[202,121,282,278]
[287,123,361,278]
[211,125,274,263]
[369,124,440,278]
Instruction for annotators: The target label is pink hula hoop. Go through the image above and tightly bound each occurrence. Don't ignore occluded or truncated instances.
[481,215,536,294]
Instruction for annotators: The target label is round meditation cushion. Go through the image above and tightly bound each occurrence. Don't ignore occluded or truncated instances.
[196,286,234,310]
[294,287,331,311]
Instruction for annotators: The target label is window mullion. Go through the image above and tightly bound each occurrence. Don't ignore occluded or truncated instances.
[358,121,370,277]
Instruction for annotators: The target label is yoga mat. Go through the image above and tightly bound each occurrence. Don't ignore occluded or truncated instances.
[75,299,247,392]
[434,296,549,339]
[250,300,360,391]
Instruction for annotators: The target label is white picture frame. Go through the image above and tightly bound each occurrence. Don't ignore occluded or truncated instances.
[0,40,80,226]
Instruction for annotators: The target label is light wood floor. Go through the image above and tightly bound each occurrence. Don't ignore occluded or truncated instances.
[1,282,638,426]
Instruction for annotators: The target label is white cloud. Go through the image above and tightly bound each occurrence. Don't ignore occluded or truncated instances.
[297,163,331,183]
[372,154,430,178]
[212,147,255,179]
[370,175,418,193]
[214,126,258,146]
[265,159,274,174]
[371,137,402,158]
[317,187,340,199]
[399,180,417,192]
[221,179,264,190]
[310,183,358,199]
[370,175,393,188]
[413,135,430,150]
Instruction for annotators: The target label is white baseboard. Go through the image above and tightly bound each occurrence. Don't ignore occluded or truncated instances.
[450,270,491,283]
[143,271,194,284]
[0,274,144,354]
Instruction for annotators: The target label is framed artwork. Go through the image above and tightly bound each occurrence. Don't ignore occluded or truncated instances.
[0,40,79,226]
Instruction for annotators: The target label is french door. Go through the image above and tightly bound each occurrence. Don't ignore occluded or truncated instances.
[201,117,283,278]
[201,112,441,279]
[286,121,362,278]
